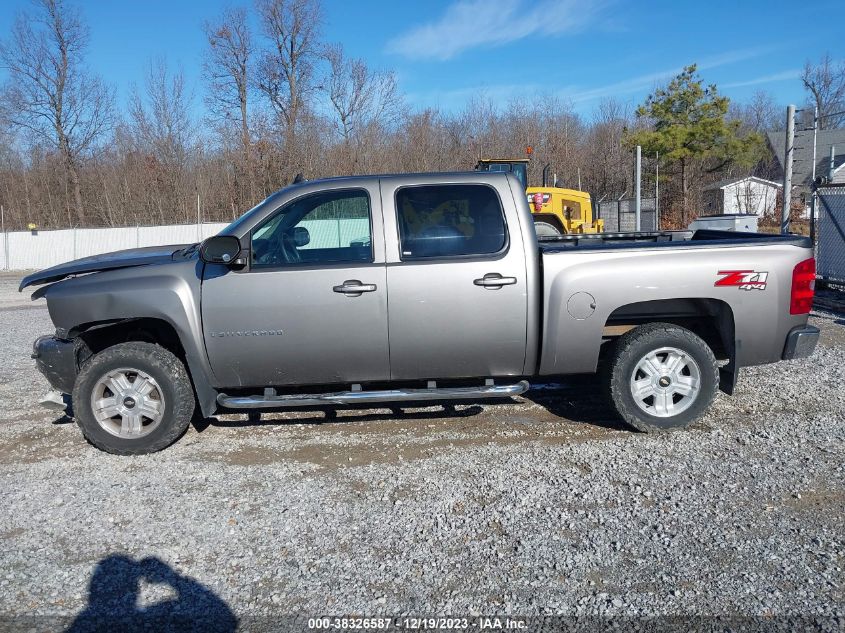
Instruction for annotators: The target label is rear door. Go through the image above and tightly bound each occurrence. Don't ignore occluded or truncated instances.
[381,176,529,380]
[201,184,389,388]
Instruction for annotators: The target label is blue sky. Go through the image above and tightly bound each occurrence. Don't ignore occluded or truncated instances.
[0,0,842,120]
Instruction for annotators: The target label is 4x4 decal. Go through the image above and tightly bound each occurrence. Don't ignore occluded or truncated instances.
[715,270,769,291]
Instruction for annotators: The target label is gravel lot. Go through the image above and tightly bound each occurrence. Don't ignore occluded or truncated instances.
[0,271,843,629]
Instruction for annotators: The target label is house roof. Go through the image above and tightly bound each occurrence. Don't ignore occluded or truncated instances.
[766,129,845,187]
[701,176,782,191]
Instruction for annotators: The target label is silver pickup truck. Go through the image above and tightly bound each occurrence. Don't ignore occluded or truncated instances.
[21,172,819,454]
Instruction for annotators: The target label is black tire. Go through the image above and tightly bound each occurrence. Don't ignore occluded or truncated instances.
[534,221,563,237]
[605,323,718,433]
[72,342,195,455]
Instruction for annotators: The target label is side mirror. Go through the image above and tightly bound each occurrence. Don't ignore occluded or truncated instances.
[200,235,242,264]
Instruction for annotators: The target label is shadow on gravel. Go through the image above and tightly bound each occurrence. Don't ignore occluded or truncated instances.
[191,375,630,434]
[66,555,236,633]
[524,375,630,432]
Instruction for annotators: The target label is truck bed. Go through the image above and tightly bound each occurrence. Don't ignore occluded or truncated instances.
[538,229,811,252]
[535,227,815,378]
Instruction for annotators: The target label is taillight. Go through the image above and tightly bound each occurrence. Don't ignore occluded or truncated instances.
[789,258,815,315]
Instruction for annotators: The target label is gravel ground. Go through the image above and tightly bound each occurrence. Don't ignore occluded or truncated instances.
[0,272,843,630]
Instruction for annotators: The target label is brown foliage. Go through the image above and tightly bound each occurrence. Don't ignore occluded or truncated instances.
[0,0,813,233]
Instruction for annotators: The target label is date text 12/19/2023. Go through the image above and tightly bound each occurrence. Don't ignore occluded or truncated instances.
[307,616,529,630]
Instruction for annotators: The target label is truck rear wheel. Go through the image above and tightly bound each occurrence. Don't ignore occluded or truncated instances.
[605,323,718,432]
[72,342,195,455]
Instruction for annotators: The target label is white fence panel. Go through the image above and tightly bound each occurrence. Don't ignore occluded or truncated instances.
[340,218,370,245]
[2,222,231,271]
[137,224,198,247]
[75,227,138,259]
[298,219,370,249]
[200,223,228,239]
[0,220,371,271]
[8,229,75,270]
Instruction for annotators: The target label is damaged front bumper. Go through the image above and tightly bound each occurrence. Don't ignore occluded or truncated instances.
[39,389,69,412]
[32,335,78,394]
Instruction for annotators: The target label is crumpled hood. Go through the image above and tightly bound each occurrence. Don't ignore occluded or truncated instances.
[18,244,193,291]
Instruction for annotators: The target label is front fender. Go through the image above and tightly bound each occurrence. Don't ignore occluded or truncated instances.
[41,260,219,416]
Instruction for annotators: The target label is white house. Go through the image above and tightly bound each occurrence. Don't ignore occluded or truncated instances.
[701,176,782,217]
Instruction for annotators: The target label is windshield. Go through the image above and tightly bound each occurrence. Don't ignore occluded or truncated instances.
[511,164,527,189]
[217,187,292,236]
[478,162,528,189]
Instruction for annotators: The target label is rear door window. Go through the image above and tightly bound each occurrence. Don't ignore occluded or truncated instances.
[395,184,507,259]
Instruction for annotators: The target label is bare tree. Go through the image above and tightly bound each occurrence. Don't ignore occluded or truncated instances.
[255,0,322,146]
[583,98,631,199]
[128,59,196,223]
[0,4,794,236]
[204,7,252,166]
[130,60,194,165]
[0,0,112,223]
[323,44,403,152]
[802,53,845,129]
[730,90,780,133]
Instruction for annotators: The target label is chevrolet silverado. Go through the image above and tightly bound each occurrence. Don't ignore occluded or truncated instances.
[20,172,819,454]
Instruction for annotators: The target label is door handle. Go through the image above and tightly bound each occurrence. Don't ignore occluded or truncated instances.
[333,279,377,296]
[473,273,518,289]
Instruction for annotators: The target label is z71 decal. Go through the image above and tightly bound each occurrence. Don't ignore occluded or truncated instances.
[715,270,769,291]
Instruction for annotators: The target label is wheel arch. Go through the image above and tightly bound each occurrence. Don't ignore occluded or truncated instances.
[72,317,218,417]
[602,298,737,394]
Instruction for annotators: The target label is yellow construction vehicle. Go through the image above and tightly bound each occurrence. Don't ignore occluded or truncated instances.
[475,157,604,235]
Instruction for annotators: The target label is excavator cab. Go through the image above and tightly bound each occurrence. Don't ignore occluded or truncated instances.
[475,159,529,189]
[474,156,603,235]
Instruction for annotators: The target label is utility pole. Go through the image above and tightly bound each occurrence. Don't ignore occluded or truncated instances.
[810,106,818,243]
[1,204,6,271]
[655,151,660,231]
[811,106,819,183]
[782,105,795,234]
[635,145,642,232]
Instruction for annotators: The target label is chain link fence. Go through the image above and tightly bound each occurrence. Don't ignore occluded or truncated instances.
[817,186,845,285]
[596,197,657,232]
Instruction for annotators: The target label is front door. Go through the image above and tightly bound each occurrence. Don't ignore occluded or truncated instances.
[201,186,389,388]
[381,179,529,380]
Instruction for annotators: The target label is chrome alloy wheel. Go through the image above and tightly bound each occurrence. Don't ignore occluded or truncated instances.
[629,346,701,418]
[90,368,165,438]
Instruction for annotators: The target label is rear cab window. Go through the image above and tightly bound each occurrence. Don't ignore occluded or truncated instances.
[395,184,508,259]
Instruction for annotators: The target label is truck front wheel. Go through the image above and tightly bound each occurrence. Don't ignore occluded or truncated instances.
[72,342,195,454]
[606,323,718,432]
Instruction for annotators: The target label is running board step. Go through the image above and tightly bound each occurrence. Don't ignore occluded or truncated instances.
[217,380,530,409]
